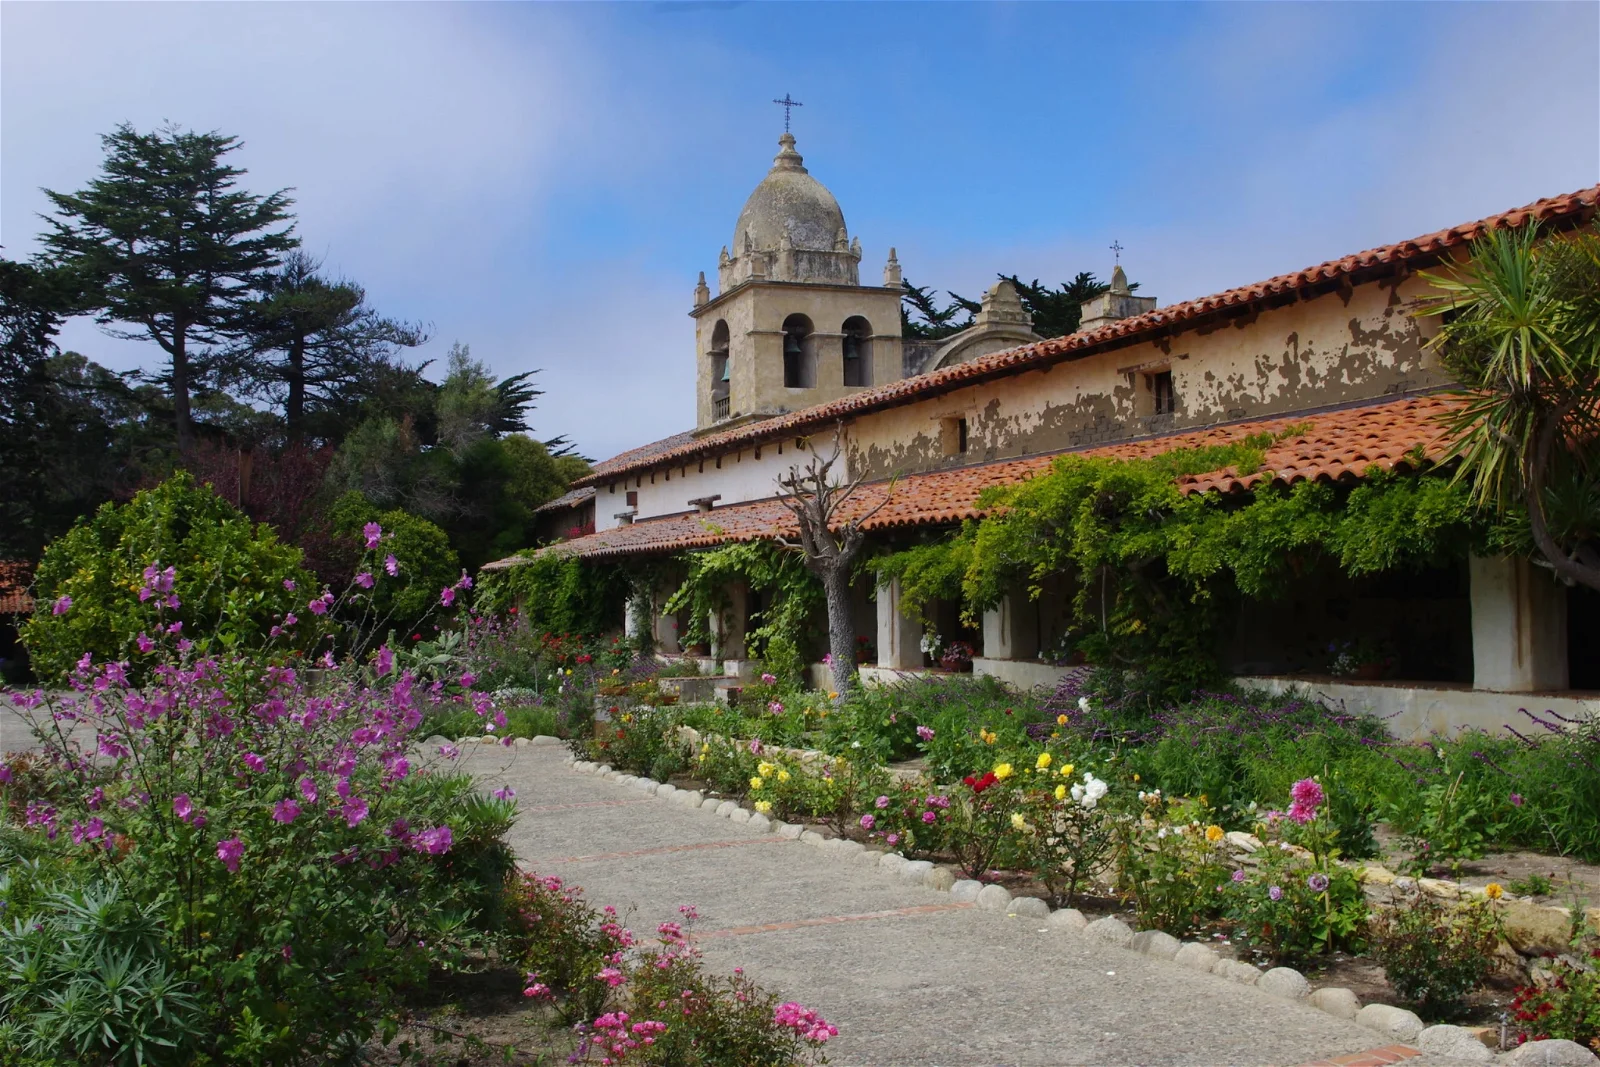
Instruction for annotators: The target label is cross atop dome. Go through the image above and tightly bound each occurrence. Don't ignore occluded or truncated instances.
[772,93,803,132]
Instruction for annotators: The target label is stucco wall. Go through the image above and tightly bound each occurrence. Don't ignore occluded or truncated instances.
[844,274,1449,481]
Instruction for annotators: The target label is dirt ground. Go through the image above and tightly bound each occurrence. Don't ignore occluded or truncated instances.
[365,968,579,1067]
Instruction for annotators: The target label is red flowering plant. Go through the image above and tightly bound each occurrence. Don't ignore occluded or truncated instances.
[1,556,517,1063]
[1509,951,1600,1047]
[946,759,1028,878]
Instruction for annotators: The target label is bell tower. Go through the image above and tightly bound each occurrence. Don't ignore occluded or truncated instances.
[690,131,904,433]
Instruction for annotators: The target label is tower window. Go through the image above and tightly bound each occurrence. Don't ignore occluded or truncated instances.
[842,316,872,387]
[1148,370,1175,416]
[782,314,815,388]
[709,319,731,418]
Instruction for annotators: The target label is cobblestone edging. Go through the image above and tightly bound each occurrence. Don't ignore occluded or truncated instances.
[540,744,1600,1067]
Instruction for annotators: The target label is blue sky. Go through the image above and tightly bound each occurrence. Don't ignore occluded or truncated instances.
[4,1,1597,461]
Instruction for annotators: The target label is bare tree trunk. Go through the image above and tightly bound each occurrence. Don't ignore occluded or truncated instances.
[171,330,193,452]
[822,564,856,695]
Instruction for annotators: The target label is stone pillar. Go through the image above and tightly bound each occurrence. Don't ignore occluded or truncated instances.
[710,582,748,662]
[1469,556,1568,692]
[624,595,642,641]
[876,578,923,670]
[651,589,680,655]
[981,594,1039,661]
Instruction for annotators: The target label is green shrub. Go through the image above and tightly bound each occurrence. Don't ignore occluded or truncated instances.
[1511,956,1600,1048]
[21,473,316,680]
[1370,890,1502,1020]
[589,706,687,778]
[328,491,460,631]
[1116,794,1231,936]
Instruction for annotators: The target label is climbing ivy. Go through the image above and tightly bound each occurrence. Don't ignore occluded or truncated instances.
[872,436,1495,699]
[475,551,632,637]
[663,541,823,673]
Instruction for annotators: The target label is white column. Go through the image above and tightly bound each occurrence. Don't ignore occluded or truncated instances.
[981,593,1039,661]
[876,578,923,670]
[651,587,680,654]
[1470,556,1568,692]
[624,595,643,641]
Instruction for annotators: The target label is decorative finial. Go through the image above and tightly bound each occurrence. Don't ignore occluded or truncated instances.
[1110,239,1124,265]
[772,93,804,132]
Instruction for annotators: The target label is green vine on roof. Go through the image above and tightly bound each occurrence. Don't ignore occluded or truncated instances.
[872,430,1496,698]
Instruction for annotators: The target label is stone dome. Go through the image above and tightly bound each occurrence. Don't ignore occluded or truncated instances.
[733,133,848,254]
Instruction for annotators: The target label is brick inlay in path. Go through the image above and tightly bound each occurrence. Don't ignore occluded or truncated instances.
[1295,1044,1421,1067]
[530,835,788,865]
[699,902,973,940]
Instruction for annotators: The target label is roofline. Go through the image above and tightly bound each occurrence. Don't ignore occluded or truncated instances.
[691,277,901,318]
[576,184,1598,490]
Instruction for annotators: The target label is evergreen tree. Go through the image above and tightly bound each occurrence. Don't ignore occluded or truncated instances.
[999,272,1117,338]
[241,251,428,441]
[899,280,974,339]
[39,123,298,449]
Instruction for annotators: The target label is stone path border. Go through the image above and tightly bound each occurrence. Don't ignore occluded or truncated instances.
[542,745,1600,1067]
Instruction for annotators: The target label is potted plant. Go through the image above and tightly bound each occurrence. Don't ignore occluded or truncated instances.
[1327,638,1392,680]
[940,640,975,673]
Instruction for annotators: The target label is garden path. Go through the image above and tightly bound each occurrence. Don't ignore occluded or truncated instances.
[466,743,1431,1067]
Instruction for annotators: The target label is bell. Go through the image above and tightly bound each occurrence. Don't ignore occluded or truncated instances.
[784,333,803,356]
[720,359,730,382]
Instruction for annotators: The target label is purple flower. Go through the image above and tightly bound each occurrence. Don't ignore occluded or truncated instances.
[921,810,936,824]
[1307,873,1330,893]
[166,621,183,635]
[457,570,472,590]
[886,833,899,846]
[308,596,328,616]
[71,818,105,844]
[355,572,374,589]
[492,785,516,801]
[875,795,890,809]
[284,578,296,591]
[440,587,455,607]
[438,743,460,760]
[384,554,399,577]
[1510,792,1525,807]
[135,633,154,653]
[375,645,394,676]
[298,777,319,804]
[217,836,244,873]
[0,763,11,785]
[1268,885,1283,902]
[859,814,875,830]
[916,725,935,742]
[52,595,73,615]
[363,522,383,549]
[412,825,453,855]
[1231,869,1247,884]
[172,794,193,821]
[243,752,266,773]
[273,798,301,824]
[342,796,370,827]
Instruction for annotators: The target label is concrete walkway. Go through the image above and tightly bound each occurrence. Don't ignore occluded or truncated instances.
[465,744,1410,1067]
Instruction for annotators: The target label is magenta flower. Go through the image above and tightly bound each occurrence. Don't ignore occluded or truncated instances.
[1287,777,1325,824]
[860,814,875,830]
[172,794,193,821]
[167,621,183,635]
[921,810,936,824]
[1510,792,1525,807]
[298,777,319,804]
[136,633,154,653]
[384,554,399,577]
[439,586,456,607]
[355,572,374,589]
[374,645,394,676]
[0,763,11,785]
[283,578,296,591]
[217,836,244,873]
[273,798,301,823]
[243,752,266,773]
[342,796,370,827]
[768,701,784,715]
[412,825,453,854]
[52,595,72,615]
[165,594,181,610]
[760,672,777,684]
[875,795,890,809]
[363,522,383,549]
[886,833,899,845]
[596,966,625,988]
[308,597,328,616]
[492,785,515,800]
[457,570,472,590]
[916,725,935,742]
[283,613,297,627]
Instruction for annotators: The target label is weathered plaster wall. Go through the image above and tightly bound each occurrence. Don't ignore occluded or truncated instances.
[595,437,835,530]
[844,274,1449,481]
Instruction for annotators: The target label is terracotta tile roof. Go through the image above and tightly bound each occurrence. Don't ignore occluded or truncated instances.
[534,485,596,514]
[587,429,698,478]
[489,392,1457,565]
[572,184,1597,489]
[0,561,34,615]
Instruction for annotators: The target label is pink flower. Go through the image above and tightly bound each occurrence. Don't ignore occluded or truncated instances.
[1268,885,1283,901]
[921,810,936,824]
[172,794,193,821]
[273,798,301,823]
[342,796,370,827]
[52,595,72,615]
[165,594,181,610]
[596,967,625,988]
[283,578,296,591]
[243,752,266,773]
[439,586,455,607]
[283,613,297,627]
[308,596,328,616]
[136,633,154,653]
[460,671,477,688]
[412,825,453,854]
[1288,777,1325,824]
[760,672,777,684]
[768,701,784,715]
[886,833,899,845]
[363,521,383,549]
[217,836,244,873]
[166,621,183,635]
[71,818,106,844]
[916,725,935,742]
[384,554,399,577]
[875,795,890,809]
[859,814,875,830]
[438,743,460,760]
[457,570,473,590]
[492,785,515,800]
[1232,868,1247,883]
[298,777,319,804]
[355,572,374,589]
[774,1002,837,1044]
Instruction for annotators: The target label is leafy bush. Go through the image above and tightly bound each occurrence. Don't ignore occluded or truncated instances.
[328,491,461,631]
[1511,955,1600,1048]
[21,473,316,681]
[747,752,890,837]
[0,648,512,1064]
[590,706,688,780]
[860,775,952,859]
[1116,792,1231,936]
[1370,890,1502,1020]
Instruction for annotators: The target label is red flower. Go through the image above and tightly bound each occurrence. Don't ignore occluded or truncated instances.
[963,771,998,794]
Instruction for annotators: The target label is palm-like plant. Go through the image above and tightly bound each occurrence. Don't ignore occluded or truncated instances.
[1421,222,1600,592]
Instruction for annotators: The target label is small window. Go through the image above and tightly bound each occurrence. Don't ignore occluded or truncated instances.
[1149,370,1175,416]
[940,416,969,457]
[626,491,638,508]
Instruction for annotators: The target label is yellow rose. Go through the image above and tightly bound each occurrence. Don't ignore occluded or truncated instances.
[993,762,1013,780]
[1055,784,1067,801]
[1056,714,1068,726]
[828,691,839,700]
[1036,753,1052,770]
[1205,824,1224,843]
[1010,812,1027,830]
[754,800,772,814]
[749,776,763,791]
[1484,882,1504,900]
[1060,764,1074,777]
[758,762,775,778]
[777,769,791,782]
